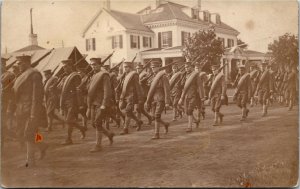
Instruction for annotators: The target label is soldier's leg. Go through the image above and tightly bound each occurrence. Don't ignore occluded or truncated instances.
[211,96,218,126]
[288,90,295,111]
[126,101,143,131]
[119,100,130,135]
[151,102,160,139]
[215,95,223,125]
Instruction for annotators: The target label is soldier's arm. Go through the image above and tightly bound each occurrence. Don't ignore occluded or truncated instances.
[101,74,112,107]
[30,73,44,119]
[163,75,171,105]
[221,75,227,97]
[134,74,144,104]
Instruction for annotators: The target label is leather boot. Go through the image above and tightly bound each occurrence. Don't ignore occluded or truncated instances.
[218,112,224,124]
[288,100,293,111]
[213,112,219,126]
[240,108,246,121]
[262,105,267,117]
[90,130,102,153]
[186,115,193,132]
[120,117,130,135]
[152,120,160,139]
[158,118,169,134]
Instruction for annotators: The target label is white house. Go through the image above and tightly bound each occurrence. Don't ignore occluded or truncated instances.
[81,0,268,82]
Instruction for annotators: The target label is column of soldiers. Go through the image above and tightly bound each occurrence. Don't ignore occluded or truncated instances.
[1,54,298,167]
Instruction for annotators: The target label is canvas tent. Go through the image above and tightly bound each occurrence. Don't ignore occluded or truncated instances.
[2,46,89,79]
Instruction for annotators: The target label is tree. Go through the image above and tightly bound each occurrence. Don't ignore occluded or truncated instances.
[237,38,248,49]
[268,33,298,68]
[182,25,224,71]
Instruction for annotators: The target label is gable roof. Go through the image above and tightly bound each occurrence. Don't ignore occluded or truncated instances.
[106,9,153,33]
[82,8,153,37]
[14,45,45,53]
[141,2,238,34]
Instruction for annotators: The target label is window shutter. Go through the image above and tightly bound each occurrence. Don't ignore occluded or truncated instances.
[119,35,123,48]
[158,32,161,48]
[92,38,96,51]
[130,35,133,48]
[149,37,152,48]
[168,31,172,47]
[112,36,115,49]
[181,31,184,46]
[138,36,140,49]
[86,39,88,51]
[143,37,146,48]
[232,39,234,46]
[227,39,230,47]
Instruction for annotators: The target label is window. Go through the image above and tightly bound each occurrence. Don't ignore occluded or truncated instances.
[227,39,234,48]
[130,35,140,49]
[218,37,225,48]
[204,11,210,22]
[86,38,96,51]
[216,15,221,24]
[191,8,199,19]
[161,31,172,48]
[181,31,190,45]
[143,36,152,48]
[112,35,123,49]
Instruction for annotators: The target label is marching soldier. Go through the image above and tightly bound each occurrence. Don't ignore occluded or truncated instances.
[136,63,153,125]
[1,57,17,142]
[249,63,260,107]
[169,63,183,121]
[274,66,285,105]
[178,62,205,132]
[285,65,297,111]
[76,67,90,130]
[208,64,227,126]
[195,63,208,120]
[57,59,86,145]
[232,64,252,121]
[12,55,48,167]
[43,69,65,131]
[145,61,171,139]
[118,61,144,135]
[86,58,114,152]
[254,61,273,117]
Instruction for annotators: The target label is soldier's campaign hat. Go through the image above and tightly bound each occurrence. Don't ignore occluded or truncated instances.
[172,62,179,68]
[90,58,101,65]
[43,69,52,75]
[261,60,268,66]
[61,59,73,66]
[150,61,161,68]
[136,63,143,69]
[184,61,192,67]
[123,61,133,68]
[211,64,220,71]
[250,63,257,68]
[16,55,31,64]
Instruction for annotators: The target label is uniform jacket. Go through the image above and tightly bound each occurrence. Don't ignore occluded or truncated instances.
[256,70,273,92]
[120,71,143,104]
[209,73,226,98]
[87,71,112,107]
[13,68,44,118]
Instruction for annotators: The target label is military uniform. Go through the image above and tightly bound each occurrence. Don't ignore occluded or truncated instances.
[233,64,252,121]
[57,59,86,145]
[178,62,205,132]
[249,64,260,106]
[13,55,48,166]
[169,63,183,121]
[119,62,144,135]
[209,64,227,126]
[136,63,153,125]
[86,58,114,152]
[255,61,273,116]
[145,61,171,139]
[285,68,297,110]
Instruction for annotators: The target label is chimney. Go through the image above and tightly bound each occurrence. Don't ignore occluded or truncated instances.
[197,0,201,11]
[29,8,38,46]
[151,0,165,10]
[103,0,111,10]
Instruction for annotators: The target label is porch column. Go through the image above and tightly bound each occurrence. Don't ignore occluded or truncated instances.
[227,58,232,82]
[161,57,166,66]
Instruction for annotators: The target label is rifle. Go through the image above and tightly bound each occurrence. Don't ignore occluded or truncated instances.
[31,48,54,67]
[139,59,153,75]
[110,58,125,72]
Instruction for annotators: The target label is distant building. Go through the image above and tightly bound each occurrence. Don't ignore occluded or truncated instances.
[82,0,268,82]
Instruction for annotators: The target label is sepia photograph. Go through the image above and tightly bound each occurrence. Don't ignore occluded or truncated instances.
[0,0,298,187]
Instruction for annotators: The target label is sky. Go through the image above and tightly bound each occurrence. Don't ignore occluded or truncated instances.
[0,0,298,54]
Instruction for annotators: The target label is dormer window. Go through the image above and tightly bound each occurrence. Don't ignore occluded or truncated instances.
[216,14,221,24]
[191,8,199,19]
[204,11,210,22]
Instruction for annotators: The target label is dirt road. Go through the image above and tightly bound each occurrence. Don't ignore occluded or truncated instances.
[1,104,298,187]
